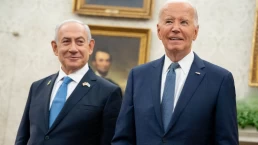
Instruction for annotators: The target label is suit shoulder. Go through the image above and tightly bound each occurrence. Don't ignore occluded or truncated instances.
[203,60,231,76]
[95,75,120,91]
[31,73,57,87]
[132,58,161,72]
[94,76,122,100]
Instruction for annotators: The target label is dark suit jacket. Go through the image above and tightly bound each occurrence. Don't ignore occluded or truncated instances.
[15,69,122,145]
[112,54,238,145]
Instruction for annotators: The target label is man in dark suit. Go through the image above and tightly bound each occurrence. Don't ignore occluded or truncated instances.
[112,0,238,145]
[15,19,122,145]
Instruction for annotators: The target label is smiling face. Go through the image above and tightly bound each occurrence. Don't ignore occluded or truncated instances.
[51,22,95,74]
[157,2,199,61]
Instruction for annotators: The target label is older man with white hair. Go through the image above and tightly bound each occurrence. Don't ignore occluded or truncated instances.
[112,0,238,144]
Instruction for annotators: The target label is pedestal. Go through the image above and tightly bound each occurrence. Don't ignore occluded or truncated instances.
[239,127,258,145]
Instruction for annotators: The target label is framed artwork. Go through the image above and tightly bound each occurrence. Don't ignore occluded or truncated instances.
[249,0,258,87]
[88,25,151,93]
[73,0,153,19]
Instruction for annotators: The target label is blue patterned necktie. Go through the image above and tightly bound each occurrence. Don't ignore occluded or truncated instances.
[49,76,73,128]
[161,62,180,131]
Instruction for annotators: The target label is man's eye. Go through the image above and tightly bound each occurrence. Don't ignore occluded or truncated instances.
[76,40,84,45]
[166,20,173,24]
[181,21,188,25]
[77,40,84,44]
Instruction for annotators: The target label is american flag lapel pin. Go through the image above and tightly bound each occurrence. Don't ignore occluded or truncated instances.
[195,72,201,75]
[47,80,51,85]
[82,82,90,87]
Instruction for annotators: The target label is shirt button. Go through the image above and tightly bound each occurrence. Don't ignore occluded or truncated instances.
[44,136,50,140]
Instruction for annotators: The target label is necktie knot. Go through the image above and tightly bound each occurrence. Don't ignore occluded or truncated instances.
[62,77,72,85]
[169,62,180,71]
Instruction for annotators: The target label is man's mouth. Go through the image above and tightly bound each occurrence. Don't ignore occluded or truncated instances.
[68,56,80,60]
[169,37,183,40]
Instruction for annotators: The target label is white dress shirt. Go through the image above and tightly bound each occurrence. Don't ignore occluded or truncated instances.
[49,63,89,109]
[160,51,194,110]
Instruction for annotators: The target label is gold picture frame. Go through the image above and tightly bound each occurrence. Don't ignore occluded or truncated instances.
[88,25,151,92]
[73,0,153,19]
[249,0,258,87]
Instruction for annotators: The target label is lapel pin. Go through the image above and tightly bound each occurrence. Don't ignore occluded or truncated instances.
[195,72,201,75]
[82,82,90,87]
[47,80,51,85]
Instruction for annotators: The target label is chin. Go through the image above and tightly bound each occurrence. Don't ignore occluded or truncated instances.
[99,71,108,74]
[166,47,184,52]
[68,64,84,70]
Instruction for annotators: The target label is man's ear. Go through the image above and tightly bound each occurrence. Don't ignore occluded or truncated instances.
[157,23,162,40]
[193,25,199,41]
[88,39,95,55]
[51,41,58,56]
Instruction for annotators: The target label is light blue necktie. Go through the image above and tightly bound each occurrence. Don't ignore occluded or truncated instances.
[161,62,180,131]
[49,76,72,128]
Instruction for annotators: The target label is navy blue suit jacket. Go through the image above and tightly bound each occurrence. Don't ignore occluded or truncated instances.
[15,69,122,145]
[112,54,238,145]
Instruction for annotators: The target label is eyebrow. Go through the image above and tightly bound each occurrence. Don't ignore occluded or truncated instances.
[76,37,86,40]
[180,17,190,20]
[61,37,86,40]
[164,17,174,20]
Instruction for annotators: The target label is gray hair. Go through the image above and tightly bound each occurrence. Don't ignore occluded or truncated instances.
[159,0,199,26]
[54,19,92,43]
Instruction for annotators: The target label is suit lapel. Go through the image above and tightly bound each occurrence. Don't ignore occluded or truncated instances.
[43,73,58,131]
[48,69,97,133]
[165,53,206,134]
[151,56,165,130]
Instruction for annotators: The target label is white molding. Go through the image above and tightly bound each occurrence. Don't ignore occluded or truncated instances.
[239,127,258,143]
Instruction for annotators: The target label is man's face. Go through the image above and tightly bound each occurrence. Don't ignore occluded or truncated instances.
[51,22,94,74]
[94,51,111,75]
[157,2,199,57]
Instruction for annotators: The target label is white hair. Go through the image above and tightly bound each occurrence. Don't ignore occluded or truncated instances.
[159,0,199,26]
[54,19,92,43]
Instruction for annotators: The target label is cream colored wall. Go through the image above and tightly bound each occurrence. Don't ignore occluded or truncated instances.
[0,0,257,144]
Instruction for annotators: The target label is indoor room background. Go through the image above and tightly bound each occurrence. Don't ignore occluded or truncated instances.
[0,0,257,144]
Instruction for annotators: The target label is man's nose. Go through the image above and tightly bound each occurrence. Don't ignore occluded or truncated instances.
[171,22,180,33]
[69,42,78,52]
[103,62,109,66]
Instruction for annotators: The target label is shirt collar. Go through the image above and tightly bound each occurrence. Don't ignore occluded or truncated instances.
[95,71,102,77]
[56,63,89,83]
[163,50,194,75]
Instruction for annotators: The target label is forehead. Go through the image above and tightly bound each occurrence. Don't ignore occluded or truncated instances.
[161,2,195,19]
[95,51,110,59]
[58,22,87,39]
